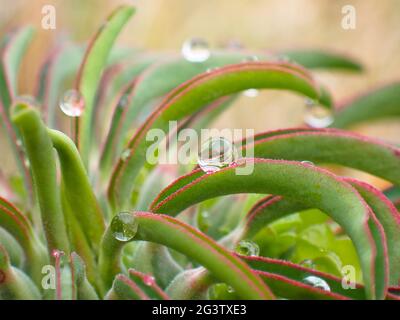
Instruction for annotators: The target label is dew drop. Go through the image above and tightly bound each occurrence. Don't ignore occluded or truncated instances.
[16,139,22,147]
[118,94,129,109]
[227,286,235,293]
[197,137,238,174]
[59,89,85,117]
[301,160,315,166]
[182,38,210,63]
[120,149,131,162]
[302,275,331,291]
[304,99,333,128]
[235,240,260,256]
[243,88,259,97]
[111,212,138,242]
[242,55,259,63]
[143,275,155,286]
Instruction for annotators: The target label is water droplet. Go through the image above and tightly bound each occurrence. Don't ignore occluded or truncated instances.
[227,286,235,293]
[235,240,260,256]
[304,99,333,128]
[120,149,131,162]
[16,139,22,147]
[198,137,238,174]
[118,94,129,109]
[243,88,259,97]
[143,275,155,286]
[242,55,259,63]
[302,275,331,291]
[301,161,315,166]
[111,212,138,242]
[300,259,316,269]
[59,89,85,117]
[182,38,210,63]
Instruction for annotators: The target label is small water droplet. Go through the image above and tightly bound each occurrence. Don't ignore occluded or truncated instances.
[242,55,259,63]
[59,89,85,117]
[301,160,315,166]
[243,88,259,97]
[16,139,22,147]
[182,38,210,63]
[300,259,316,269]
[143,275,155,286]
[225,39,244,50]
[302,275,331,291]
[198,137,238,174]
[24,159,30,168]
[227,286,235,293]
[111,212,138,242]
[304,99,333,128]
[206,66,219,73]
[235,240,260,256]
[120,149,131,161]
[52,249,65,258]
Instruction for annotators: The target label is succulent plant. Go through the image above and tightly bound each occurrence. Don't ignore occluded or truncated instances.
[0,5,399,300]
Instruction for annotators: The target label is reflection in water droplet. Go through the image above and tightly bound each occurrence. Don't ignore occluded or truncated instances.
[198,137,238,174]
[182,38,210,63]
[304,99,333,128]
[59,89,85,117]
[301,161,315,166]
[143,275,155,286]
[111,212,138,242]
[302,275,331,291]
[120,149,131,161]
[235,240,260,256]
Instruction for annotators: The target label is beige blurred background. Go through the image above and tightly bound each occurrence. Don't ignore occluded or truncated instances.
[0,0,399,184]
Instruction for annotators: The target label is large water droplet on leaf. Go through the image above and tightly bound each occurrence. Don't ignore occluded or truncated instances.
[111,212,138,242]
[235,240,260,256]
[304,99,333,128]
[182,38,210,63]
[59,89,85,117]
[302,275,331,291]
[198,137,237,174]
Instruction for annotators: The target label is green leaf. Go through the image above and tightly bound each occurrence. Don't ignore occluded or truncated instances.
[109,62,327,208]
[99,212,274,299]
[332,82,400,128]
[242,127,400,186]
[0,245,41,299]
[150,159,388,299]
[70,252,99,300]
[76,5,135,165]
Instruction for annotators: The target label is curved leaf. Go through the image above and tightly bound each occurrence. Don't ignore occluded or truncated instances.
[76,5,135,164]
[11,102,70,254]
[150,159,388,299]
[240,128,400,186]
[48,129,105,250]
[99,211,274,299]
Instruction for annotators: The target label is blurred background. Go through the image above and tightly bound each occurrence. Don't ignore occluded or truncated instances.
[0,0,399,185]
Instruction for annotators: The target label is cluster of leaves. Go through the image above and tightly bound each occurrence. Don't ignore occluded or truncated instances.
[0,5,400,300]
